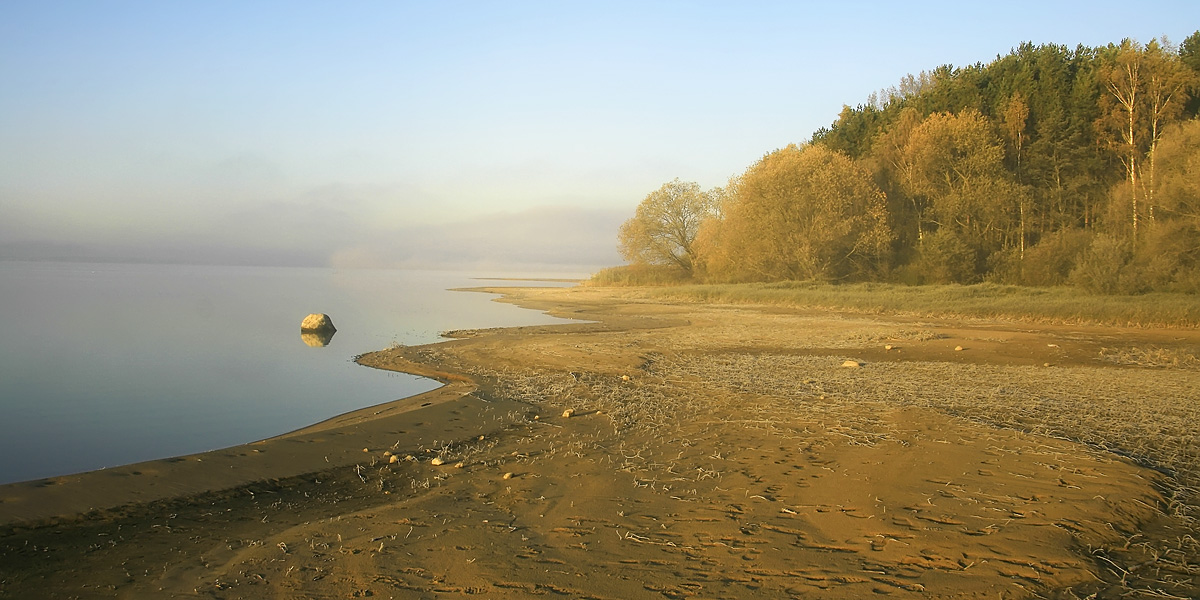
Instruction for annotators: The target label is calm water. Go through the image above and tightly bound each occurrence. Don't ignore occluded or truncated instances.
[0,261,578,484]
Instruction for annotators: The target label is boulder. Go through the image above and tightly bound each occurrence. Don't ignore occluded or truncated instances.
[301,313,336,332]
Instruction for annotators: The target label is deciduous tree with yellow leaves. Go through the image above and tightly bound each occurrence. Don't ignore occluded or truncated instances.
[695,144,891,282]
[617,179,720,276]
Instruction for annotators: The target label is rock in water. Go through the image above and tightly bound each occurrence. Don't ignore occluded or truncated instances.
[301,313,336,332]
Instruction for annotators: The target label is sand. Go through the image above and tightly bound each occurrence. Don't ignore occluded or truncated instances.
[2,285,1199,599]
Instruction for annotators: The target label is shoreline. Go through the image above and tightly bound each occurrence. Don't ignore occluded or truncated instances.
[2,285,1199,598]
[0,378,501,527]
[0,287,565,526]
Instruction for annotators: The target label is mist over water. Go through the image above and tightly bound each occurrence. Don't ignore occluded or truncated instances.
[0,261,578,484]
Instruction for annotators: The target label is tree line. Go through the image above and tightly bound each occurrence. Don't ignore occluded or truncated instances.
[618,33,1200,293]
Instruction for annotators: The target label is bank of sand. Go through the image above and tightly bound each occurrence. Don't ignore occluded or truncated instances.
[2,285,1199,598]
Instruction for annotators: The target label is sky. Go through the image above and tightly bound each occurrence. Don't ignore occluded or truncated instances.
[2,1,1198,272]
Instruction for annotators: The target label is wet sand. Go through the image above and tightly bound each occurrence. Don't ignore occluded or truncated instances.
[2,285,1198,599]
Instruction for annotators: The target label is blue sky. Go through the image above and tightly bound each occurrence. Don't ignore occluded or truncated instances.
[2,1,1197,270]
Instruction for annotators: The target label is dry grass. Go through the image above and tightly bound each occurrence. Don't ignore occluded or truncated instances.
[1099,346,1200,369]
[590,281,1200,328]
[588,264,692,286]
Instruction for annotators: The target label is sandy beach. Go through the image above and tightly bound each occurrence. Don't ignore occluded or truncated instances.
[2,285,1199,599]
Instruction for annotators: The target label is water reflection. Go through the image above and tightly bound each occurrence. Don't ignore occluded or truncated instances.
[0,262,580,484]
[300,329,336,347]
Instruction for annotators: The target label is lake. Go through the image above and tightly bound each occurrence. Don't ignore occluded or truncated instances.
[0,261,579,484]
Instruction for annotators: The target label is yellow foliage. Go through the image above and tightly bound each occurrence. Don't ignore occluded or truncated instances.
[617,179,718,274]
[1155,119,1200,223]
[899,110,1021,249]
[697,144,891,282]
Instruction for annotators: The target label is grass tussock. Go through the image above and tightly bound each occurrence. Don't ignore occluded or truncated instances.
[599,280,1200,328]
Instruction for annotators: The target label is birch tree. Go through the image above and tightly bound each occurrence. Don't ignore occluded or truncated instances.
[1098,40,1146,237]
[1003,92,1031,256]
[1142,39,1196,217]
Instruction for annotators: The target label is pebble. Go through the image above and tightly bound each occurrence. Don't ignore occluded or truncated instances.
[388,455,400,464]
[430,457,445,466]
[884,344,894,351]
[841,360,862,368]
[955,346,964,351]
[562,408,575,418]
[455,461,465,468]
[502,472,514,480]
[621,375,630,381]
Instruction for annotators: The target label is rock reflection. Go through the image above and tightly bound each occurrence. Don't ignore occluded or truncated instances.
[301,329,335,347]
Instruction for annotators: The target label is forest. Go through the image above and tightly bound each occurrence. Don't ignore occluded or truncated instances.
[616,33,1200,294]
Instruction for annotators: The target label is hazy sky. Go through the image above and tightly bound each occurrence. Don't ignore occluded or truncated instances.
[2,2,1198,271]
